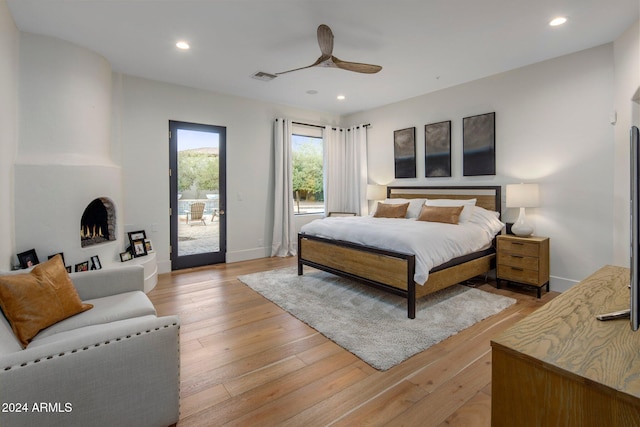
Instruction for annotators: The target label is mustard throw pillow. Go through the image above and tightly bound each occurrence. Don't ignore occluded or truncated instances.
[416,205,464,224]
[0,254,93,348]
[373,202,410,218]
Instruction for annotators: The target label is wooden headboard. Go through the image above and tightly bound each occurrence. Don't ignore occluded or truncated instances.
[387,186,502,213]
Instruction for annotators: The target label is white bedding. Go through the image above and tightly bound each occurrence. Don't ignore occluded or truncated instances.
[300,207,504,285]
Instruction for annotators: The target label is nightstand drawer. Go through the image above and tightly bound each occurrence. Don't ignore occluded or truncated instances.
[498,266,539,285]
[498,240,540,257]
[497,253,539,270]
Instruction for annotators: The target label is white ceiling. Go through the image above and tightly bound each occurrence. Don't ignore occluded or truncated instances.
[7,0,639,116]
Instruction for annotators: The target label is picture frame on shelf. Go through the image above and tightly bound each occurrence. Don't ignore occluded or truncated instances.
[120,251,133,262]
[131,239,148,257]
[48,252,66,265]
[127,230,146,243]
[48,252,71,272]
[393,127,416,178]
[144,239,154,253]
[424,120,451,177]
[75,261,89,272]
[17,249,39,269]
[90,255,102,270]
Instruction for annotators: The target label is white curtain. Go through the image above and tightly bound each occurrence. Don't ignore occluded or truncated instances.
[344,125,368,215]
[323,125,368,215]
[323,126,345,214]
[271,118,296,256]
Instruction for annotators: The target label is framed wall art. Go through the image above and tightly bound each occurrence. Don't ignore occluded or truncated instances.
[424,120,451,177]
[463,112,495,176]
[394,127,416,178]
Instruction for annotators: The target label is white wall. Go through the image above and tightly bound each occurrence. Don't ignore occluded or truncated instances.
[0,0,18,270]
[612,21,640,266]
[14,33,123,270]
[345,44,616,291]
[115,75,339,273]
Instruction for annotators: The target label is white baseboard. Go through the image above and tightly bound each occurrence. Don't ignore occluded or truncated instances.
[550,275,579,293]
[226,247,271,263]
[157,259,171,274]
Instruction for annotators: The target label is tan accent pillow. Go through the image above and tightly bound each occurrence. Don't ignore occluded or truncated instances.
[0,254,93,348]
[417,205,464,224]
[373,202,410,218]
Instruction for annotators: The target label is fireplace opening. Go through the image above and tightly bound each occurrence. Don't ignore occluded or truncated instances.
[80,197,116,248]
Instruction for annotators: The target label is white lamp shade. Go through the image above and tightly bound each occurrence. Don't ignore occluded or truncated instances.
[506,183,540,208]
[366,184,387,201]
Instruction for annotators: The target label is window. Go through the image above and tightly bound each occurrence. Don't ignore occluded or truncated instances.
[292,132,324,215]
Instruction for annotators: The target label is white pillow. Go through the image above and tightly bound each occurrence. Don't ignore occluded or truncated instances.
[377,198,426,218]
[469,206,505,236]
[425,198,476,223]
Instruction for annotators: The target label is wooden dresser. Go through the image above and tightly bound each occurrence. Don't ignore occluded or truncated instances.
[496,235,549,297]
[491,265,640,426]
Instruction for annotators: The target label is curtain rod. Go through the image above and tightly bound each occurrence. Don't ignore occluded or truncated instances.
[287,120,371,130]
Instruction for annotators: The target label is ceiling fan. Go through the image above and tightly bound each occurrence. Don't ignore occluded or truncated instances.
[276,24,382,75]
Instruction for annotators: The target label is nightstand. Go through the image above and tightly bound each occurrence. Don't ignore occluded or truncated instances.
[496,235,550,298]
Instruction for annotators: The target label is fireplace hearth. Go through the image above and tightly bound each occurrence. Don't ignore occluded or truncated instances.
[81,198,116,248]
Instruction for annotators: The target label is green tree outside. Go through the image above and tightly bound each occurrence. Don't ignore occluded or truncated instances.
[292,137,323,210]
[178,151,219,198]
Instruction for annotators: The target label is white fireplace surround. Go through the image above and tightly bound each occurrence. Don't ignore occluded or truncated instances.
[13,33,124,269]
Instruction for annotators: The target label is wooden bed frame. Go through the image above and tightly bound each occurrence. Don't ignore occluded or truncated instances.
[297,186,502,318]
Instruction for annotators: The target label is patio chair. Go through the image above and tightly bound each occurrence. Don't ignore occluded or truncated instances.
[188,202,206,226]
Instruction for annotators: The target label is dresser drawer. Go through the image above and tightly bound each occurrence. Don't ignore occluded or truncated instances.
[498,239,540,257]
[498,265,540,285]
[497,253,539,270]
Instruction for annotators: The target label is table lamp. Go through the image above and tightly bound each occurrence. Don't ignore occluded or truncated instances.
[366,184,387,201]
[506,183,540,237]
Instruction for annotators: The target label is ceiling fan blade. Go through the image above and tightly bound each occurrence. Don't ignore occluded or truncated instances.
[275,56,326,75]
[332,57,382,74]
[317,24,334,57]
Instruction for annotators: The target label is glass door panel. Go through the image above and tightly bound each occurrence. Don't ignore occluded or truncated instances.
[170,120,226,270]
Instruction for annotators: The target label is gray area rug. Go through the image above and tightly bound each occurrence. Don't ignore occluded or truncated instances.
[238,267,516,371]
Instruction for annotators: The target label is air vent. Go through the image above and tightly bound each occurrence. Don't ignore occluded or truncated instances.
[251,71,277,82]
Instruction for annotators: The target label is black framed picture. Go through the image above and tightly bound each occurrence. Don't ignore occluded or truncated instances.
[120,251,133,262]
[75,261,89,272]
[144,239,154,253]
[131,239,148,257]
[48,252,65,265]
[394,127,416,178]
[128,230,146,243]
[17,249,39,269]
[463,112,495,176]
[90,255,102,270]
[425,120,451,177]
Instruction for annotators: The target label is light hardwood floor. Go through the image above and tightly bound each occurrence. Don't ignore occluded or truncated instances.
[148,257,557,427]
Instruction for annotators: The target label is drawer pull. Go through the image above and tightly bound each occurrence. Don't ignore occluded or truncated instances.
[512,242,524,246]
[511,255,524,259]
[510,267,524,271]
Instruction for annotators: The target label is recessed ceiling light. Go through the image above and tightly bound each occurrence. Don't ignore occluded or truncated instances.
[337,95,346,100]
[306,90,318,95]
[549,17,567,26]
[176,41,190,50]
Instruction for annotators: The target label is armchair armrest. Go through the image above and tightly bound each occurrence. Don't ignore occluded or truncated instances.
[70,265,144,300]
[0,315,180,427]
